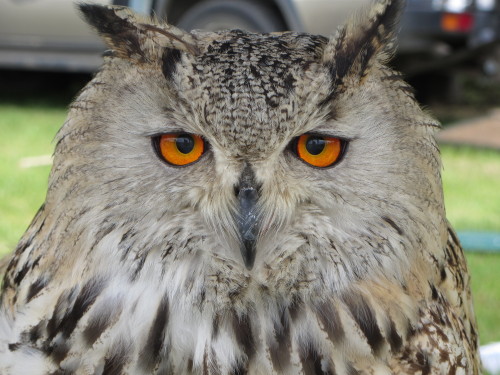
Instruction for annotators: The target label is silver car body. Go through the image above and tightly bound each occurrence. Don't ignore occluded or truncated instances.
[0,0,109,71]
[0,0,370,72]
[0,0,494,72]
[276,0,370,34]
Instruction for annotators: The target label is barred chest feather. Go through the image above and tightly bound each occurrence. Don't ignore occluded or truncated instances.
[0,227,478,374]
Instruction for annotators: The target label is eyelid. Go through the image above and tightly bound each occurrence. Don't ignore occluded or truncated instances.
[146,129,191,138]
[288,132,350,149]
[298,130,353,141]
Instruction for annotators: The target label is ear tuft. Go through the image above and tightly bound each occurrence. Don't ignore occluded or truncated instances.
[79,4,141,60]
[79,4,131,37]
[322,0,405,97]
[78,3,199,63]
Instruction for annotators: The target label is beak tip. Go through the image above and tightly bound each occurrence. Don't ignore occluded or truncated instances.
[241,240,256,270]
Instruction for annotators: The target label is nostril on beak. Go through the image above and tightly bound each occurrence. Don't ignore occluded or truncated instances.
[234,163,260,197]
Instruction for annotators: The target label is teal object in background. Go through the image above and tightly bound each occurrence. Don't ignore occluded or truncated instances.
[129,0,153,14]
[458,232,500,253]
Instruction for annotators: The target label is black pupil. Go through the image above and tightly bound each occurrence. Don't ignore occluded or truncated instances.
[176,134,195,154]
[305,137,325,155]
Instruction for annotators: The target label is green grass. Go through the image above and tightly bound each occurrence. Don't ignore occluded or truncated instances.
[442,146,500,231]
[440,146,500,344]
[467,253,500,345]
[0,99,499,345]
[0,102,65,255]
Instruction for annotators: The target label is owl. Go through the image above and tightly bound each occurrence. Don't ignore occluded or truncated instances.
[0,0,480,374]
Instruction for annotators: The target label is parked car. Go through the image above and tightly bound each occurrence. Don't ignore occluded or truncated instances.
[396,0,500,75]
[0,0,498,75]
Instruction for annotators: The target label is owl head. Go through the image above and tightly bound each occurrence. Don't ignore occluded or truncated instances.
[44,0,445,301]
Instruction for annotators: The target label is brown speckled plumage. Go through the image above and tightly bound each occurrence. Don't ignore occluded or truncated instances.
[0,1,480,374]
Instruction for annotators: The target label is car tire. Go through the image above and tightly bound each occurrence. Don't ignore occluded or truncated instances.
[176,0,285,33]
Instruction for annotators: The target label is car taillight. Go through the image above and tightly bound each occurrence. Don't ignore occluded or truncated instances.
[441,12,474,32]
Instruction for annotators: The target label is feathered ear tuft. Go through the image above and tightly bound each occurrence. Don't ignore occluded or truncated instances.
[321,0,404,98]
[78,4,199,62]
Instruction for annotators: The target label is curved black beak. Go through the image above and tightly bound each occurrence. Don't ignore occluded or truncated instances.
[235,165,260,270]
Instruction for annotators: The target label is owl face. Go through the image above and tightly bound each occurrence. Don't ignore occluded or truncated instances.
[49,3,445,300]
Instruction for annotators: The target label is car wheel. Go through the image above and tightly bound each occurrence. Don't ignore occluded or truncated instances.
[176,0,285,33]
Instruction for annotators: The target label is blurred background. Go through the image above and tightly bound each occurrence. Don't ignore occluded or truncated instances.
[0,0,499,372]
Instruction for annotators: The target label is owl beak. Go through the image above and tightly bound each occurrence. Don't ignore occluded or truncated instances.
[236,165,260,270]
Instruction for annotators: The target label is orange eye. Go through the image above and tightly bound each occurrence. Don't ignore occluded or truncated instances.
[294,134,343,168]
[156,133,205,166]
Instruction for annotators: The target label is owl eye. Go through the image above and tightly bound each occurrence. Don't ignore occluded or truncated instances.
[154,133,205,166]
[293,134,345,168]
